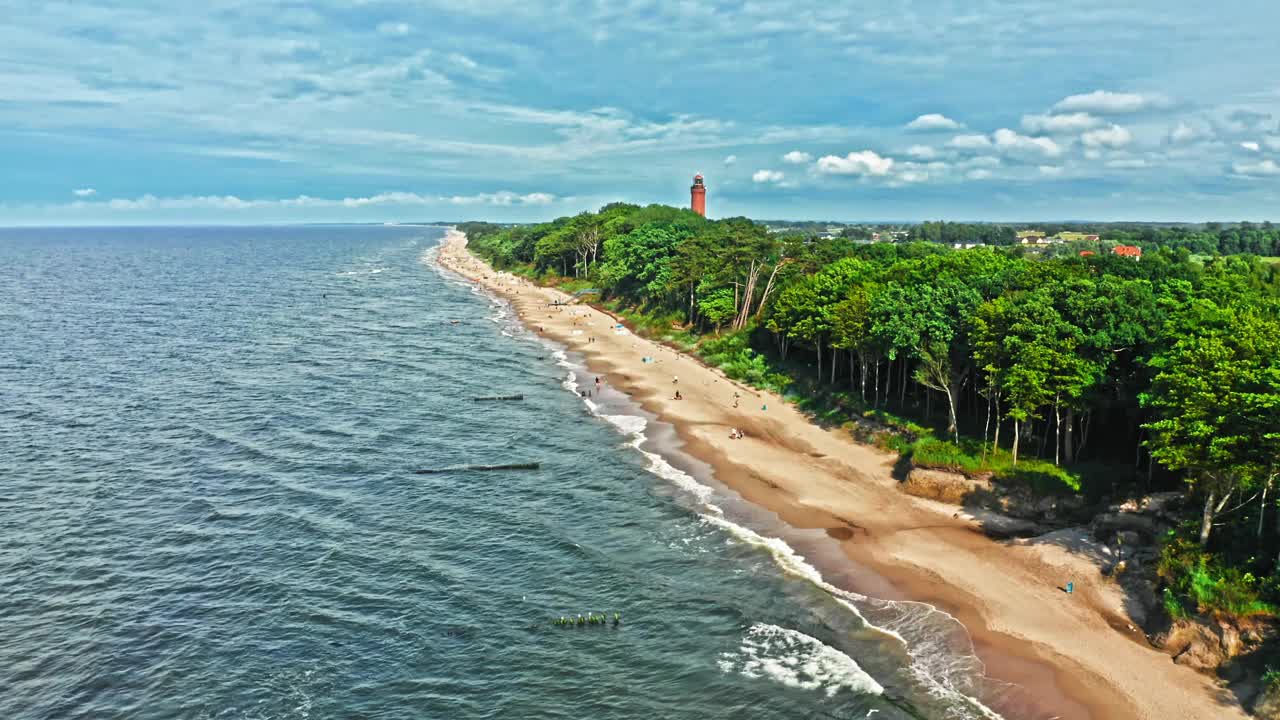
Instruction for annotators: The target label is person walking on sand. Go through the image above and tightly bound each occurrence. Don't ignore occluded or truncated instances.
[672,375,678,385]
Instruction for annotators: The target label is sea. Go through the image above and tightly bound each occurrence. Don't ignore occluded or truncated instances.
[0,225,1007,720]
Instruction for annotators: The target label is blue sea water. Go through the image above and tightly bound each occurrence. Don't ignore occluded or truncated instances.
[0,226,1007,720]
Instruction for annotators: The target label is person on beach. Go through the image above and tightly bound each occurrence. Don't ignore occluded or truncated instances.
[673,390,683,400]
[733,391,740,408]
[672,375,678,385]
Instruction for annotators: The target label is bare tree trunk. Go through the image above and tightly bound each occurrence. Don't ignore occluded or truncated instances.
[734,260,762,330]
[1012,418,1020,466]
[982,389,992,462]
[944,385,959,445]
[830,347,837,385]
[900,358,907,406]
[1200,489,1216,547]
[993,395,1002,455]
[754,259,787,321]
[816,337,823,382]
[1053,395,1061,466]
[1078,410,1092,459]
[874,361,881,407]
[886,356,893,404]
[1062,408,1075,464]
[858,352,869,402]
[1259,477,1270,541]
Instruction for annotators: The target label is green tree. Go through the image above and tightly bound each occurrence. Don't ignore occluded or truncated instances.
[1143,301,1277,546]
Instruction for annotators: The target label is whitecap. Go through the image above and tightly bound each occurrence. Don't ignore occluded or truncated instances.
[718,623,884,697]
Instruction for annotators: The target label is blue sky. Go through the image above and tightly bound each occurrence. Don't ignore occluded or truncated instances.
[4,1,1280,225]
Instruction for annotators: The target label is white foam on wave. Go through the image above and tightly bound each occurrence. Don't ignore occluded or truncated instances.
[335,267,387,276]
[718,623,884,698]
[703,512,1003,718]
[700,513,877,627]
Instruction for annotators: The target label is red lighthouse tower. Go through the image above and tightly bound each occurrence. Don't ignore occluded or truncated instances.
[690,174,706,217]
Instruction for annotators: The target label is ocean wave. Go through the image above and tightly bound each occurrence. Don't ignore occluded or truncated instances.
[701,513,1002,719]
[335,267,388,276]
[718,622,884,697]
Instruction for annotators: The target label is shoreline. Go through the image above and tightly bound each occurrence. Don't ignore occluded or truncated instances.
[437,228,1246,720]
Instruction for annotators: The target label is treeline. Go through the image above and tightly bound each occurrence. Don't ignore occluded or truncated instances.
[1100,222,1280,256]
[909,221,1016,245]
[458,205,1280,615]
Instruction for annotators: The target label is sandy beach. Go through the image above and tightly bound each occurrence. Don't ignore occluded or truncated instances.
[438,228,1246,720]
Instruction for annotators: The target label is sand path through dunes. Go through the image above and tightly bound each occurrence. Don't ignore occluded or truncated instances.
[437,229,1246,720]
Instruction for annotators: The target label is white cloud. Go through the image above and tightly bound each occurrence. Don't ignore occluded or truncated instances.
[1241,141,1261,152]
[1232,159,1280,176]
[72,188,96,197]
[1224,109,1277,133]
[1264,137,1280,152]
[966,169,992,180]
[723,154,737,165]
[1021,112,1102,133]
[752,169,786,183]
[1038,165,1063,176]
[443,191,557,205]
[1167,122,1205,144]
[1053,90,1164,114]
[906,144,937,159]
[906,113,962,131]
[781,150,812,164]
[1106,158,1147,169]
[815,150,894,176]
[1081,124,1133,149]
[376,22,412,36]
[948,133,992,150]
[897,170,930,183]
[62,190,559,211]
[993,128,1061,157]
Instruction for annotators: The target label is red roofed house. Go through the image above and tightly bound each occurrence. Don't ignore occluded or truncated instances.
[1111,245,1142,260]
[1079,250,1096,257]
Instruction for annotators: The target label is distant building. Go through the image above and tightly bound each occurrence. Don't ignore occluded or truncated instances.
[952,242,985,249]
[1017,230,1047,245]
[1111,245,1142,260]
[1079,250,1096,257]
[1055,231,1100,243]
[690,174,706,217]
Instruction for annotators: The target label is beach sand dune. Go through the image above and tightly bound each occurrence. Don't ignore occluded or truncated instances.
[438,229,1246,720]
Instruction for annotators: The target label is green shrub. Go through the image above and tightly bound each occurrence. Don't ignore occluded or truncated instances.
[1158,537,1277,618]
[1163,588,1190,619]
[697,330,791,393]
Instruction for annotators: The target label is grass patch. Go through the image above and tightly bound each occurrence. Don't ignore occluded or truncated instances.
[1158,537,1278,619]
[861,413,1085,496]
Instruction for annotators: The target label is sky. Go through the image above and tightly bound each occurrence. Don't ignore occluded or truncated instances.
[4,1,1280,225]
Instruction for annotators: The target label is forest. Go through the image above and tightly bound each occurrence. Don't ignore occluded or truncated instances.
[458,204,1280,620]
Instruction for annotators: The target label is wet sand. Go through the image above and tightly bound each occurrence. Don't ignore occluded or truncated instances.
[438,229,1245,720]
